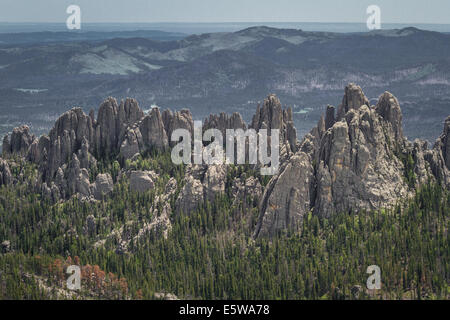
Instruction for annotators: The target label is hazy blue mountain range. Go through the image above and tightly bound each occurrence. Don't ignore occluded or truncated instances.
[0,30,186,45]
[0,25,449,146]
[2,22,450,34]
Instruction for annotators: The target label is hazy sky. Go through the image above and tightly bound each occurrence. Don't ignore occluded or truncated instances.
[0,0,449,24]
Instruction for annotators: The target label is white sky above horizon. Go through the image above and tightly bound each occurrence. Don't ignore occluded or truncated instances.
[0,0,449,24]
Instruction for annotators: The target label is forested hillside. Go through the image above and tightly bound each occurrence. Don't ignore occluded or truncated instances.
[0,153,448,299]
[0,83,449,300]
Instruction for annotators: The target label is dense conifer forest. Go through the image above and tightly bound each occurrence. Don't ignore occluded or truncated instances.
[0,153,449,300]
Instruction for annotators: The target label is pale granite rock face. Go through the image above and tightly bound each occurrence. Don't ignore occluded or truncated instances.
[92,173,114,200]
[315,103,409,217]
[231,176,263,207]
[96,97,119,157]
[440,116,450,170]
[139,108,169,150]
[423,115,450,187]
[203,165,227,203]
[203,112,247,138]
[117,98,145,144]
[1,84,448,230]
[45,107,95,181]
[250,94,297,153]
[163,109,194,147]
[66,153,91,198]
[2,125,35,158]
[129,170,157,193]
[176,174,204,214]
[120,125,143,160]
[256,152,314,237]
[0,158,12,186]
[255,84,449,237]
[336,83,370,120]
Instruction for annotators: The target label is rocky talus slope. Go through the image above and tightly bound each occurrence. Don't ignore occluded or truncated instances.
[1,84,448,238]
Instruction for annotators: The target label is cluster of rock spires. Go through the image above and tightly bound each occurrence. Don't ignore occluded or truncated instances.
[0,84,449,238]
[255,84,449,237]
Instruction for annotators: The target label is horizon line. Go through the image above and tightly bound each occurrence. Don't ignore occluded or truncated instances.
[1,21,450,25]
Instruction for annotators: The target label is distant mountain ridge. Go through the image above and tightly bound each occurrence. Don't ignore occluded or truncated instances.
[0,26,449,145]
[0,30,186,45]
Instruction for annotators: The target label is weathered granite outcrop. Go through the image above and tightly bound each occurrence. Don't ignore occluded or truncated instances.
[203,165,227,203]
[336,83,370,120]
[255,83,450,237]
[231,176,263,207]
[204,112,247,137]
[255,152,314,237]
[1,136,9,157]
[2,125,35,158]
[95,97,144,157]
[314,103,408,217]
[3,97,172,199]
[66,153,91,198]
[2,84,448,231]
[129,170,157,193]
[174,160,230,214]
[421,115,450,187]
[45,107,95,181]
[127,177,178,248]
[96,97,119,157]
[162,109,194,147]
[120,107,171,159]
[139,108,169,150]
[444,116,450,169]
[0,158,12,186]
[92,173,114,200]
[119,124,144,160]
[250,94,297,153]
[175,173,204,214]
[325,105,336,130]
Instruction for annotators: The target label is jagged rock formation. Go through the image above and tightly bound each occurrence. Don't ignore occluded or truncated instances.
[1,84,448,240]
[129,170,157,193]
[203,112,247,136]
[120,108,194,160]
[325,105,336,130]
[176,169,205,214]
[96,97,144,157]
[66,153,91,198]
[140,108,169,150]
[92,173,114,200]
[175,162,232,214]
[421,115,450,186]
[0,158,12,186]
[336,83,370,120]
[1,91,296,204]
[250,94,298,153]
[43,107,95,182]
[256,152,313,236]
[203,165,227,203]
[106,176,179,253]
[314,103,408,217]
[162,109,194,146]
[443,117,450,169]
[231,176,263,207]
[1,97,181,199]
[2,125,35,158]
[255,83,450,237]
[119,124,144,160]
